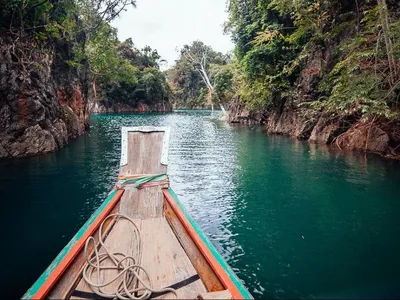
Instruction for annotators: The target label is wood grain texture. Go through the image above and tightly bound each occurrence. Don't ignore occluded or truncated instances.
[61,131,212,299]
[71,217,207,300]
[119,187,164,220]
[164,200,224,293]
[119,131,167,220]
[140,217,207,299]
[197,290,233,299]
[120,132,167,176]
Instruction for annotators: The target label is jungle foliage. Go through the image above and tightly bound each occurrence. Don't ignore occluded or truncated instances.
[87,29,170,107]
[167,41,238,108]
[225,0,400,118]
[0,0,169,107]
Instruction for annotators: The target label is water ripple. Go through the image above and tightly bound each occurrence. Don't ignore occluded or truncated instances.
[1,111,400,299]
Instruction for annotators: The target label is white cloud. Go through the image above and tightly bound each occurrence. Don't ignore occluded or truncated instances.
[111,0,233,69]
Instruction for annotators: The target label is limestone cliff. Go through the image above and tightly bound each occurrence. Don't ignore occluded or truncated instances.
[228,44,400,159]
[0,35,88,158]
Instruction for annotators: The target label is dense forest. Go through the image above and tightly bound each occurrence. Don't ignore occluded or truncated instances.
[225,0,399,114]
[224,0,400,157]
[86,29,171,113]
[169,0,400,157]
[167,41,235,109]
[0,0,170,157]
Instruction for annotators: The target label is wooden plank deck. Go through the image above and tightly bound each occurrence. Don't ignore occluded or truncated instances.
[165,200,224,292]
[119,187,165,219]
[69,129,207,299]
[140,217,206,299]
[119,131,167,220]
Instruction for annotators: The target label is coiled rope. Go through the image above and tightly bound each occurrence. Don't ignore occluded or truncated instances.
[82,174,176,299]
[83,214,177,299]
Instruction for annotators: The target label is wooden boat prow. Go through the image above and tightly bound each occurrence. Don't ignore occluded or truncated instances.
[23,126,253,300]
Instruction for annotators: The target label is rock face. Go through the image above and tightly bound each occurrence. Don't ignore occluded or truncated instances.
[227,96,267,125]
[229,102,400,159]
[228,44,400,159]
[336,122,390,153]
[0,35,88,158]
[88,101,172,114]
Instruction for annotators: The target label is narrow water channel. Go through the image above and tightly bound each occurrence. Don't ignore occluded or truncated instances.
[1,110,399,299]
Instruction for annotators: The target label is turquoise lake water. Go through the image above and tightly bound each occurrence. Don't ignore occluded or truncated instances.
[1,110,400,298]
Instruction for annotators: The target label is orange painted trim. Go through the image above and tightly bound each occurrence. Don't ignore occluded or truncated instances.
[32,189,124,299]
[163,189,245,299]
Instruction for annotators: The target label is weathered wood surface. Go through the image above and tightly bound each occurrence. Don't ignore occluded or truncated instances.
[120,132,167,176]
[119,187,165,220]
[198,290,233,299]
[119,131,167,220]
[118,131,206,298]
[139,217,207,299]
[71,217,207,299]
[165,200,224,292]
[48,205,119,299]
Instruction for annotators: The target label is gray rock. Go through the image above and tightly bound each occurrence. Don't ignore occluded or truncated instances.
[0,35,88,158]
[309,116,341,144]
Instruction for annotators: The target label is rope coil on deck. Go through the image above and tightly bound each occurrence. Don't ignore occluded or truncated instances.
[83,176,174,299]
[82,214,177,300]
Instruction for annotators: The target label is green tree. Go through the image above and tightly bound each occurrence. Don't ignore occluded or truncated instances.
[225,0,400,117]
[97,39,170,108]
[168,41,231,109]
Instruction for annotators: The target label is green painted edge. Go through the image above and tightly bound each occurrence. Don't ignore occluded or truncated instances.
[22,189,119,299]
[120,174,168,188]
[167,188,254,299]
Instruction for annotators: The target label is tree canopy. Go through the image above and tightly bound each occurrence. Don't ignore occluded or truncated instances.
[0,0,170,109]
[167,41,236,108]
[225,0,400,117]
[2,0,398,115]
[90,32,170,107]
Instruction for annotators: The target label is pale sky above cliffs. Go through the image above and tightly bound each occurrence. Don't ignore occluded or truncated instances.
[112,0,234,69]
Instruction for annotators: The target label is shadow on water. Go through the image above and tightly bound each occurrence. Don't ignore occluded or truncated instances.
[0,111,399,299]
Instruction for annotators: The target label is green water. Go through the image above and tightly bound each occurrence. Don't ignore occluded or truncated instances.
[1,110,400,299]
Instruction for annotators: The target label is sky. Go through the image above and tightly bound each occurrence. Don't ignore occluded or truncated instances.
[111,0,234,70]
